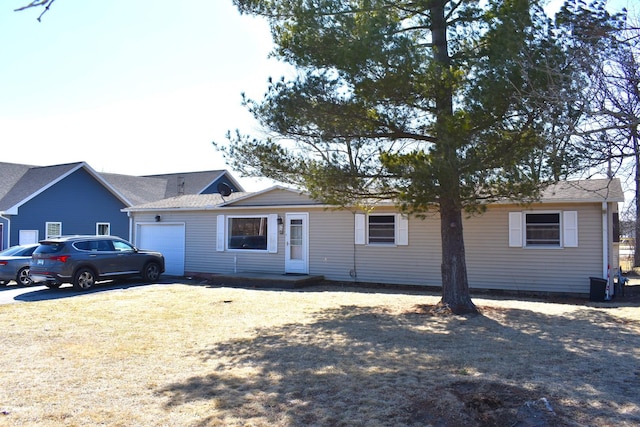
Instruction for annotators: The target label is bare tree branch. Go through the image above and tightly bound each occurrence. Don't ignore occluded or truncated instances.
[14,0,56,22]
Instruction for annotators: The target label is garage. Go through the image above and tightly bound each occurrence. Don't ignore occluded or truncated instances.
[136,223,185,276]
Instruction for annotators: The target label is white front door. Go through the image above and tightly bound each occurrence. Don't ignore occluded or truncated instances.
[285,213,308,274]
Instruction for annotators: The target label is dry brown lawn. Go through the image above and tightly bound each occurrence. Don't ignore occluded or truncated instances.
[0,279,639,426]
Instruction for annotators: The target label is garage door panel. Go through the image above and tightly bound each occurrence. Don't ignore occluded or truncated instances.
[137,223,185,276]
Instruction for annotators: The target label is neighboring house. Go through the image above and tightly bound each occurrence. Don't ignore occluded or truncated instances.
[0,162,243,262]
[123,178,624,297]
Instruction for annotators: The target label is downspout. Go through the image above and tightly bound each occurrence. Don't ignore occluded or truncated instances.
[0,212,9,249]
[127,212,133,243]
[602,201,611,299]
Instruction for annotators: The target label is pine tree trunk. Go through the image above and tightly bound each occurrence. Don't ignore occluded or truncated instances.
[431,1,477,315]
[439,197,477,314]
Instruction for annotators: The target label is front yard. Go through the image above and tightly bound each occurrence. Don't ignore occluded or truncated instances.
[0,281,639,426]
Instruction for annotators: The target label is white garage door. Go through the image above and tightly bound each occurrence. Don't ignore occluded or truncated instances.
[137,223,185,276]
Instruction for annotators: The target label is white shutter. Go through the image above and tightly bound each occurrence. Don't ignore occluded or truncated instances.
[396,214,409,245]
[508,212,523,247]
[216,215,225,252]
[355,213,366,245]
[267,214,278,253]
[563,211,578,247]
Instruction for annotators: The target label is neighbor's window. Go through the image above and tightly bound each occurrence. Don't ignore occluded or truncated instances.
[228,216,268,250]
[368,215,396,244]
[45,222,62,239]
[525,213,560,246]
[97,223,110,236]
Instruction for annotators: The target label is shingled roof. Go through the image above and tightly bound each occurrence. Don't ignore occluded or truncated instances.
[0,162,94,213]
[539,178,624,203]
[143,170,244,198]
[0,161,244,213]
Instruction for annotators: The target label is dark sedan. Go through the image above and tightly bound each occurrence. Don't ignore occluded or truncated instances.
[0,244,39,286]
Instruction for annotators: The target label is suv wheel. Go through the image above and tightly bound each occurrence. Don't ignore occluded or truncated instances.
[143,262,161,282]
[73,268,96,291]
[17,267,32,286]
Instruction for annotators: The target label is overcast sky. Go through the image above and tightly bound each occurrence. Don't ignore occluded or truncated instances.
[0,0,634,192]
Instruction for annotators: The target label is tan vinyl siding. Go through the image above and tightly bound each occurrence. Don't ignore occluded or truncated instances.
[229,188,322,206]
[464,204,603,294]
[129,199,609,295]
[309,208,442,286]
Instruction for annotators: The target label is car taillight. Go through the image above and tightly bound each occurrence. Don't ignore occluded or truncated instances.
[0,261,7,266]
[49,255,70,263]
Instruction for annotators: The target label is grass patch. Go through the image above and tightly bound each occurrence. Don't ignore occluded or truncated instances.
[1,281,639,426]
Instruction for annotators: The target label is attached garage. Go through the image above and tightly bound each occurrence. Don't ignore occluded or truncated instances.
[136,223,185,276]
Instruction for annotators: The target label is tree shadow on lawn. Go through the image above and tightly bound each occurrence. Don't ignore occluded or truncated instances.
[158,303,640,426]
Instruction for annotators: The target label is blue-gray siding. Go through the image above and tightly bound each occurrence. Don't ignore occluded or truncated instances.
[9,168,129,244]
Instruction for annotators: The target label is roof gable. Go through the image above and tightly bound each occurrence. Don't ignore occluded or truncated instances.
[0,162,134,214]
[0,162,247,214]
[143,170,245,198]
[221,186,322,207]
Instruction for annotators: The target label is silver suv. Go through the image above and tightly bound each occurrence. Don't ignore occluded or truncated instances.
[30,236,165,291]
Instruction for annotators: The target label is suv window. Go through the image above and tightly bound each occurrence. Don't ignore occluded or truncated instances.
[74,240,114,252]
[74,241,94,251]
[34,243,65,254]
[113,240,135,252]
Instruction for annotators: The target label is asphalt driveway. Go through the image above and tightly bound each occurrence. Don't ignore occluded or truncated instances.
[0,279,176,304]
[0,284,51,304]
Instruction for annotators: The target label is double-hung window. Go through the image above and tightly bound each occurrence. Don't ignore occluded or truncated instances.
[217,214,278,253]
[509,211,578,248]
[96,223,110,236]
[368,215,396,244]
[355,213,409,246]
[525,213,560,246]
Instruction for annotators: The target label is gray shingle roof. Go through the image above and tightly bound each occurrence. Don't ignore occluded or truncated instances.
[0,162,81,211]
[143,170,244,198]
[123,191,249,211]
[0,161,244,213]
[540,178,624,202]
[100,173,169,206]
[124,179,624,212]
[0,162,33,201]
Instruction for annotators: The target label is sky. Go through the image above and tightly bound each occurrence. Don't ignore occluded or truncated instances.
[0,0,291,191]
[0,0,635,192]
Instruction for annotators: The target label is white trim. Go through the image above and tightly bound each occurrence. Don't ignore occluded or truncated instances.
[396,214,409,246]
[508,212,523,247]
[267,214,278,253]
[216,215,225,252]
[354,214,366,245]
[562,211,578,247]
